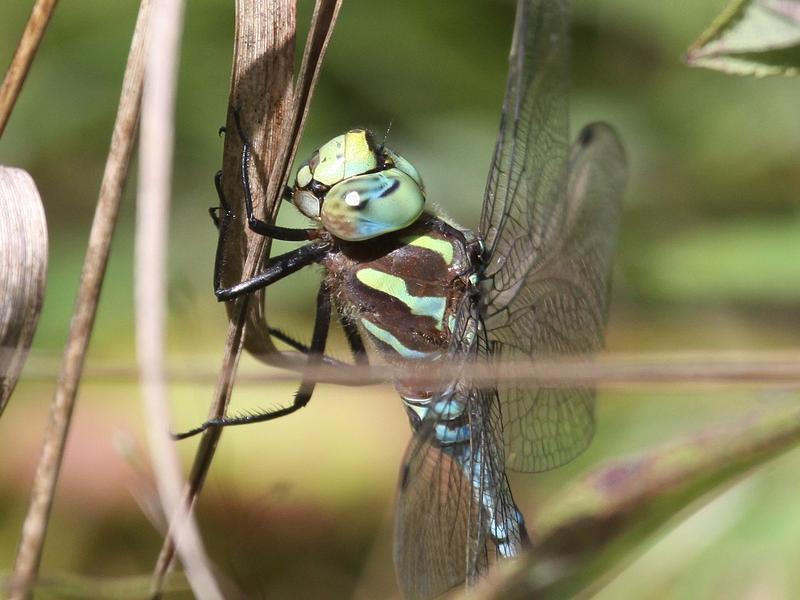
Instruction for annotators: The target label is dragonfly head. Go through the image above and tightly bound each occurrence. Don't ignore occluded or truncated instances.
[292,129,425,241]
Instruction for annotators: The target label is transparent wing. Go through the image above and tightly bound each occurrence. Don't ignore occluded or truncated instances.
[480,0,570,267]
[393,412,486,600]
[393,304,522,599]
[483,123,626,472]
[478,0,625,473]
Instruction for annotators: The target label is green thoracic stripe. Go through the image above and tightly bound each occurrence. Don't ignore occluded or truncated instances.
[360,319,435,359]
[356,268,447,330]
[400,234,454,265]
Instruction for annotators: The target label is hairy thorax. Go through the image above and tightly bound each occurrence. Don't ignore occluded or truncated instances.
[321,213,481,398]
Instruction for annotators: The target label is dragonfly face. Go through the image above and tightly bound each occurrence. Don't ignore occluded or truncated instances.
[292,129,426,241]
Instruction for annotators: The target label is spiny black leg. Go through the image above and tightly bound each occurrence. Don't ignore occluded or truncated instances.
[267,323,371,380]
[174,281,332,440]
[209,170,226,229]
[215,241,328,301]
[231,109,315,242]
[269,310,367,366]
[336,308,368,366]
[212,161,308,299]
[268,327,311,353]
[266,327,350,369]
[290,280,332,412]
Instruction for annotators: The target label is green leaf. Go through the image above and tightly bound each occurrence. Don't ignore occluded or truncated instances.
[473,405,800,599]
[686,0,800,76]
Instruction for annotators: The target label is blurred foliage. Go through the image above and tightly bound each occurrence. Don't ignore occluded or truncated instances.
[1,0,800,598]
[482,403,800,598]
[686,0,800,76]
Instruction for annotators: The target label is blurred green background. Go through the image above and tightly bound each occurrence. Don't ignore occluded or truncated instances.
[2,0,800,598]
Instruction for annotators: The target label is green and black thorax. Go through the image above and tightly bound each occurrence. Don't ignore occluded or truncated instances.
[288,129,485,398]
[321,213,482,398]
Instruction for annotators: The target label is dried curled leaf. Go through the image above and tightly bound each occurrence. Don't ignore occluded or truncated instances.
[686,0,800,76]
[218,0,343,371]
[0,166,47,414]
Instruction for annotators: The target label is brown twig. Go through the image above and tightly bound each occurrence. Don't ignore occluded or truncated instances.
[149,0,343,594]
[227,0,345,372]
[9,1,150,598]
[0,0,60,137]
[14,350,800,390]
[147,0,297,594]
[136,0,224,597]
[16,350,800,389]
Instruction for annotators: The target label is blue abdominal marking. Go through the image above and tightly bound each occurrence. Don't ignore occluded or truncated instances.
[434,423,471,444]
[446,445,527,557]
[432,398,466,419]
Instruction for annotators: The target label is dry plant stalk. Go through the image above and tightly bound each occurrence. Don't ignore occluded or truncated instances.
[148,0,296,592]
[9,1,149,597]
[224,0,345,375]
[153,353,800,389]
[0,0,60,136]
[0,167,47,414]
[135,0,224,597]
[17,350,800,389]
[150,0,343,593]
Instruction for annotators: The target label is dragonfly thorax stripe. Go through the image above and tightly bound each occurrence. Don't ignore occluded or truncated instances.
[323,218,475,368]
[359,320,438,360]
[399,233,455,265]
[355,268,447,330]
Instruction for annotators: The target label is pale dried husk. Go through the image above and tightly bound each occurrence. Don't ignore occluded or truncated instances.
[0,166,48,414]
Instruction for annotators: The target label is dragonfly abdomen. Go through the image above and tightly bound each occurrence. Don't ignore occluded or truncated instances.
[401,395,471,444]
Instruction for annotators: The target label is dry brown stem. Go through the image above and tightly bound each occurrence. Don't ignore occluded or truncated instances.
[135,0,224,596]
[148,0,296,594]
[0,0,60,137]
[9,2,149,598]
[149,0,343,594]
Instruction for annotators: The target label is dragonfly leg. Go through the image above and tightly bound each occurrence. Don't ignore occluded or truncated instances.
[267,327,312,353]
[269,318,369,368]
[209,168,292,231]
[173,280,333,440]
[214,242,329,301]
[265,307,370,386]
[335,305,369,366]
[208,170,227,229]
[233,108,314,242]
[267,326,362,373]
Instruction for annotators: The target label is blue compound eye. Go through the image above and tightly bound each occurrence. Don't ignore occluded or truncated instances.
[384,147,424,191]
[320,168,425,241]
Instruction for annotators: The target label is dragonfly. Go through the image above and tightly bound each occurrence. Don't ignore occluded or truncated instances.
[178,0,626,597]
